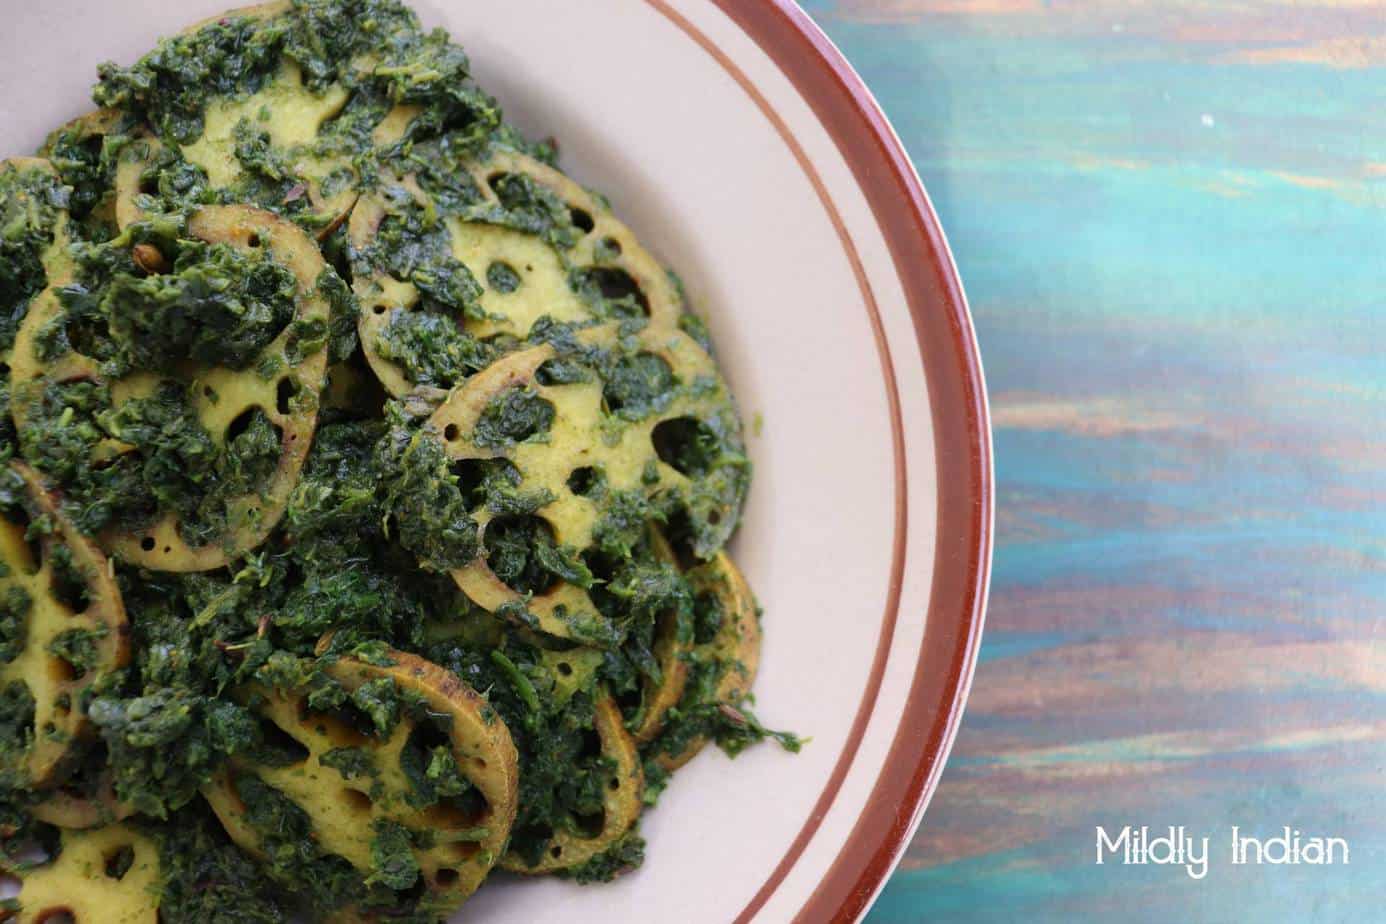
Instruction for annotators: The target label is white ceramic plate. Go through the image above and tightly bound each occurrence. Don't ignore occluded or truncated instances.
[0,2,992,920]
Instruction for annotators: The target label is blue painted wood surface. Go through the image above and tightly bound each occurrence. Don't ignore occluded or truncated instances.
[802,2,1386,921]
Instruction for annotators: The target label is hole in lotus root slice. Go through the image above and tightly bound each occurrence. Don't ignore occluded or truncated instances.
[500,692,643,876]
[568,207,595,235]
[538,647,603,708]
[321,360,387,420]
[5,825,159,924]
[429,324,744,643]
[92,205,330,571]
[651,549,762,772]
[202,647,518,916]
[0,463,129,789]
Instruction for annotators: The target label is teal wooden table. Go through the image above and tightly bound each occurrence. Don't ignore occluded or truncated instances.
[801,2,1386,921]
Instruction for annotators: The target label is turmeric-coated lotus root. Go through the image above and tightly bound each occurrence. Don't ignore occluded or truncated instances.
[38,109,139,237]
[649,550,762,771]
[467,148,687,332]
[2,824,160,924]
[202,648,518,916]
[625,528,692,745]
[10,204,331,571]
[427,322,748,644]
[0,463,128,788]
[500,692,643,875]
[0,159,74,367]
[29,765,132,830]
[38,109,131,168]
[109,2,367,239]
[352,145,686,398]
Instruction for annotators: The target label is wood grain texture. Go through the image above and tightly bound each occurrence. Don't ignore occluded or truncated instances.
[801,1,1386,920]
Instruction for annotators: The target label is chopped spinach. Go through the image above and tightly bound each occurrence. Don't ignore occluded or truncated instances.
[472,386,554,448]
[104,239,297,371]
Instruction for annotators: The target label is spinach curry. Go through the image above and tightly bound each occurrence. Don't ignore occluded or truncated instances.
[0,1,794,920]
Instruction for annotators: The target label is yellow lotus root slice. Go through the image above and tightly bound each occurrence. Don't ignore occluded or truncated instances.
[655,550,762,771]
[0,463,129,788]
[29,765,132,830]
[101,206,329,571]
[625,528,688,744]
[203,649,518,914]
[539,646,604,707]
[112,5,358,239]
[111,132,163,233]
[116,130,353,247]
[349,167,587,394]
[0,159,75,367]
[189,61,355,224]
[348,175,457,398]
[500,692,643,875]
[467,148,685,333]
[6,155,125,453]
[352,146,685,398]
[627,612,685,746]
[38,109,140,234]
[430,324,736,643]
[1,824,159,923]
[37,109,131,161]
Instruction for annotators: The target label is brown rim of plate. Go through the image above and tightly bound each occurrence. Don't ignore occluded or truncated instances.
[642,2,993,922]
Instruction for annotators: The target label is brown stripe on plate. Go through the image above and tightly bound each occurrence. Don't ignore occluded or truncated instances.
[644,1,993,922]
